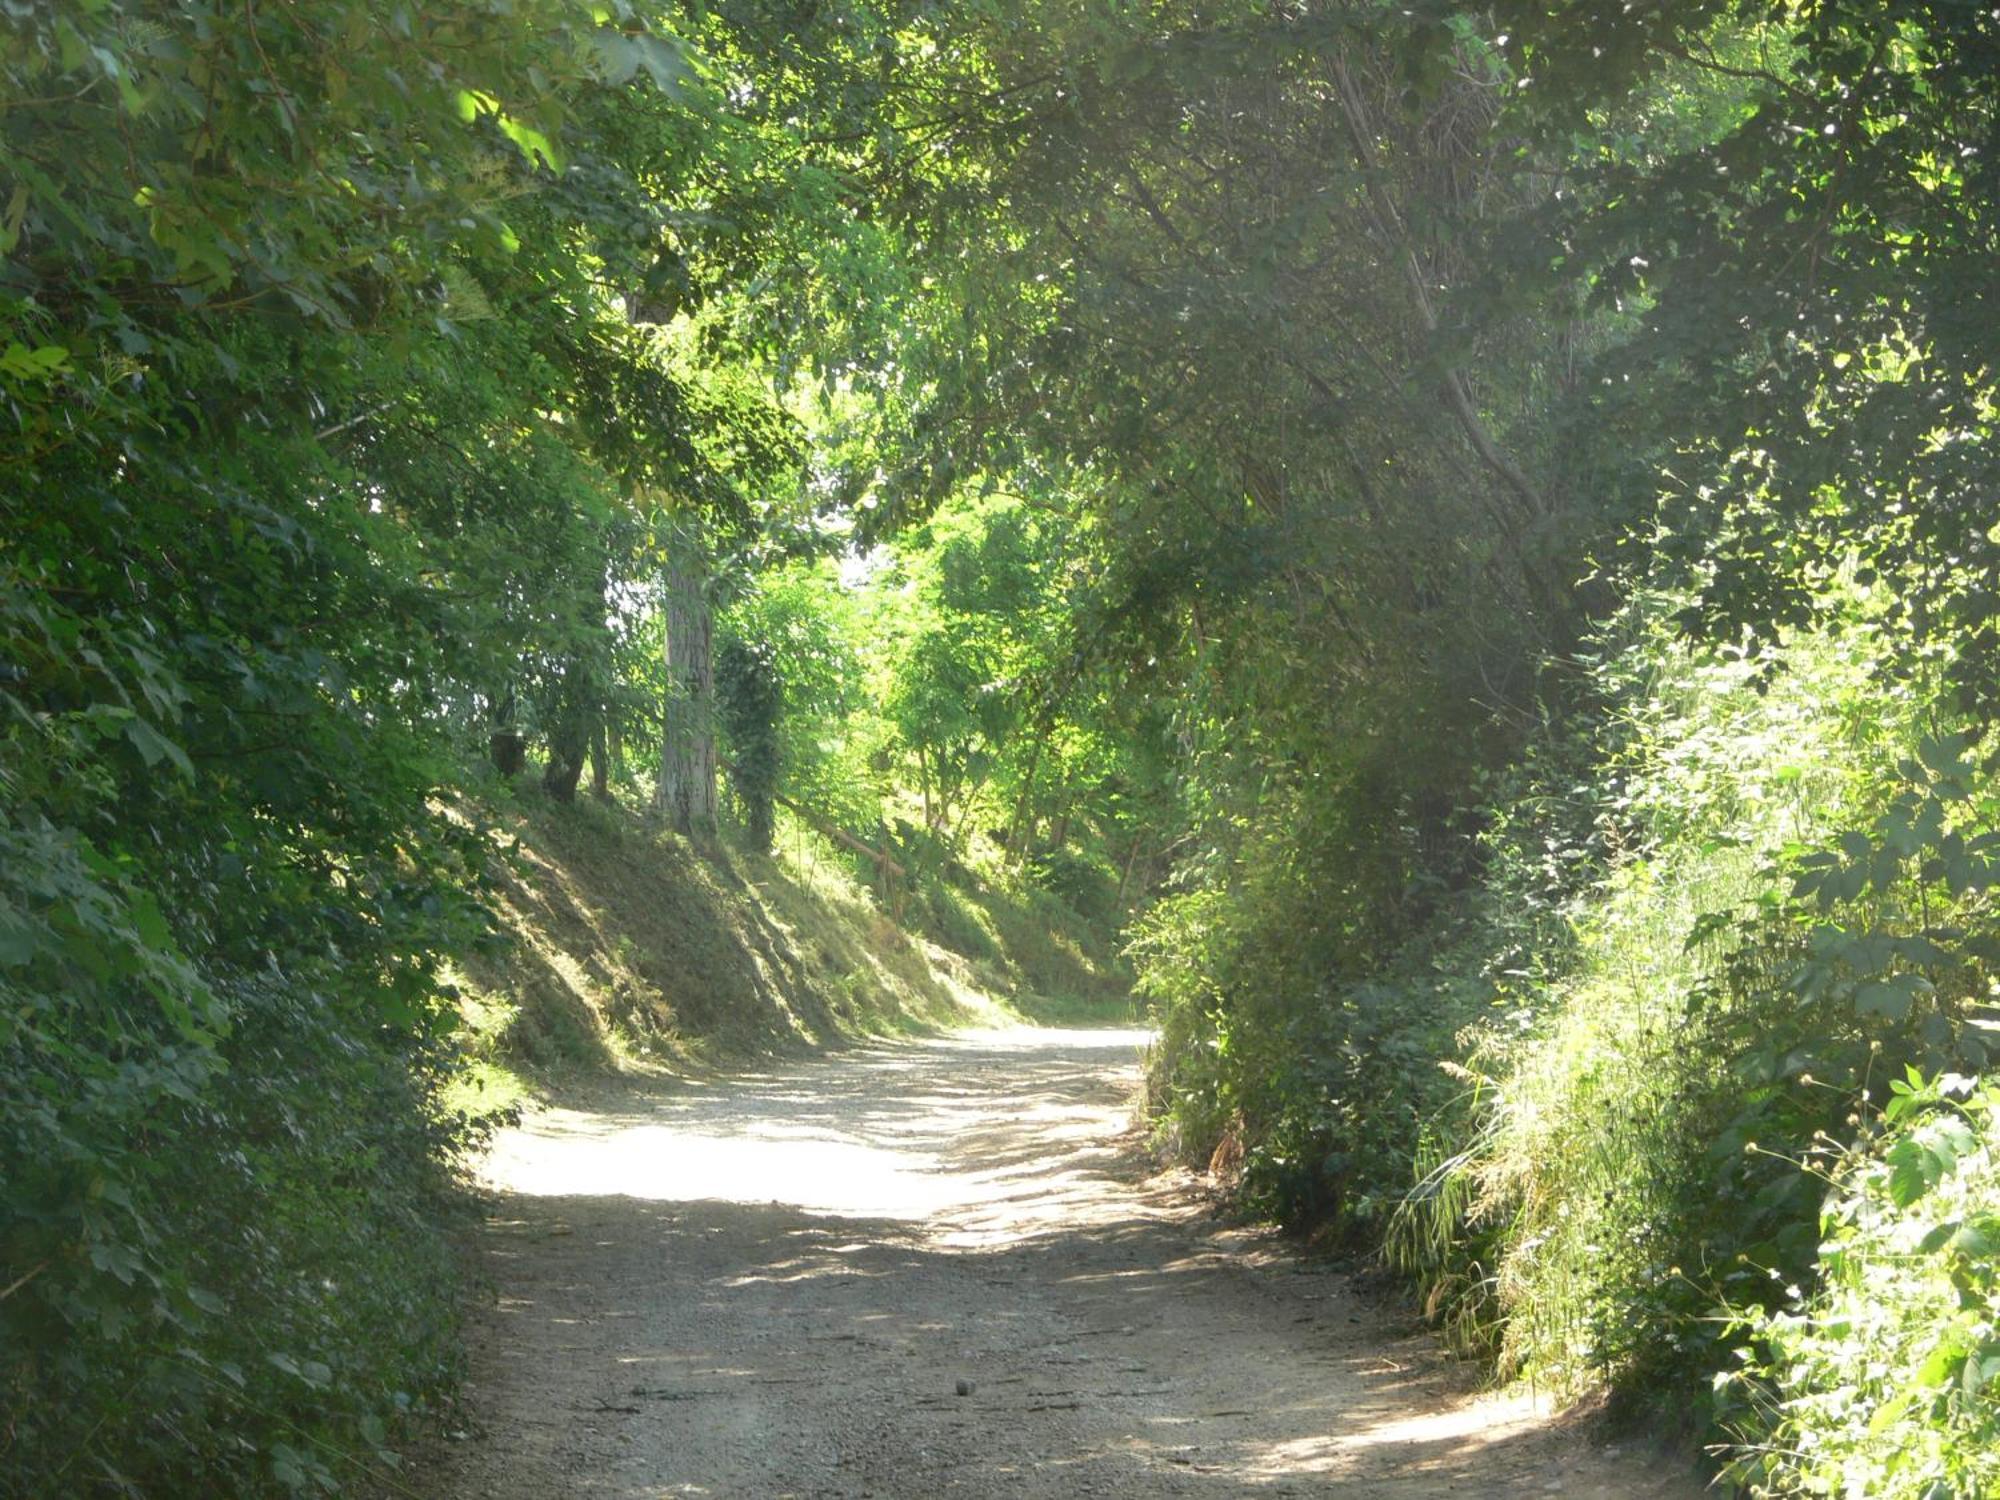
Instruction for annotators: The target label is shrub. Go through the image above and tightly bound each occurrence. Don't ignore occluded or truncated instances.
[1717,1072,2000,1499]
[1391,588,1996,1426]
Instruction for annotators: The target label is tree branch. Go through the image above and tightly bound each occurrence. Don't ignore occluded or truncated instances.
[1328,55,1546,523]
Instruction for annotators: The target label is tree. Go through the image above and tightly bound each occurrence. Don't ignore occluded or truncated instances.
[716,638,783,853]
[656,548,718,837]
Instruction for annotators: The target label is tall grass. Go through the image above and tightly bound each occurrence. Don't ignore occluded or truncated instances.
[1390,593,1936,1409]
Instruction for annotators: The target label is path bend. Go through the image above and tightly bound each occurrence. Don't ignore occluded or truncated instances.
[420,1027,1698,1498]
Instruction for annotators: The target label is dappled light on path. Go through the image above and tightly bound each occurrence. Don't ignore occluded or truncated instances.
[486,1027,1163,1242]
[427,1028,1698,1497]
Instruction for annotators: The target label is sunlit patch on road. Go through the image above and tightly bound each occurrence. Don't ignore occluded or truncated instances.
[431,1029,1699,1498]
[485,1028,1160,1241]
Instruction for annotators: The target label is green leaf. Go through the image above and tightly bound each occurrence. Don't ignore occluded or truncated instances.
[495,113,562,172]
[1868,1388,1916,1435]
[114,713,193,776]
[0,342,70,384]
[0,898,40,967]
[1918,733,1969,780]
[1855,979,1913,1022]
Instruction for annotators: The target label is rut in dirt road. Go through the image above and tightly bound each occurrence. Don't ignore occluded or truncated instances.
[422,1028,1700,1498]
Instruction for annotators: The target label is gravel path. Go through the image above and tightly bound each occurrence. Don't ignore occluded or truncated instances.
[418,1027,1701,1497]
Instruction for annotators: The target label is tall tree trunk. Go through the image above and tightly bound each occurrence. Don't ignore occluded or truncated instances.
[542,721,586,802]
[1004,729,1046,865]
[588,720,610,801]
[1048,793,1073,853]
[1116,832,1146,906]
[654,557,716,836]
[489,688,526,775]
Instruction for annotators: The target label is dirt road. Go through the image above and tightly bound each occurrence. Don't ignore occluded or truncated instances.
[422,1027,1700,1497]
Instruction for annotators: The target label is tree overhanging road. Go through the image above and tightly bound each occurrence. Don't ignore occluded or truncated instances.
[419,1028,1698,1498]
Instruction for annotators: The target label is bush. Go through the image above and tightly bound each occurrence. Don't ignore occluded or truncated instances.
[1132,846,1499,1238]
[2,966,474,1497]
[1026,847,1119,928]
[0,495,491,1493]
[1139,573,2000,1465]
[1391,587,1999,1429]
[1717,1072,2000,1499]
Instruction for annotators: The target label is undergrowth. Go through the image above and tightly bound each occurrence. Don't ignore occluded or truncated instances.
[443,783,1131,1115]
[1141,582,2000,1469]
[1716,1072,2000,1497]
[1397,596,1916,1405]
[3,965,478,1499]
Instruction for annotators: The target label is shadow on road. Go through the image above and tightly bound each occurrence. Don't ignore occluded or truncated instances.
[421,1028,1701,1498]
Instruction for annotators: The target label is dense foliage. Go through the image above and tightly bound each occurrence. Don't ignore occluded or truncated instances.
[0,1,848,1489]
[1716,1071,2000,1497]
[825,0,2000,1479]
[7,0,2000,1492]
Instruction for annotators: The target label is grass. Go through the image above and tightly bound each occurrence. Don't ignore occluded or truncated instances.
[439,785,1114,1108]
[1387,594,1940,1423]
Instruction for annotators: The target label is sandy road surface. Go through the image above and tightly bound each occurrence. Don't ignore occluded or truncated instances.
[420,1028,1700,1498]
